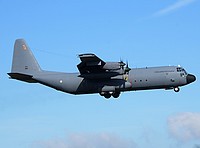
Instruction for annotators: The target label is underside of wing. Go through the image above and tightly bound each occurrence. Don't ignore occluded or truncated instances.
[77,53,130,79]
[77,53,106,75]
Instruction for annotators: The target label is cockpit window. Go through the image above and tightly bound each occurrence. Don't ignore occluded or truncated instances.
[177,67,182,72]
[180,73,185,77]
[177,67,187,75]
[183,69,187,75]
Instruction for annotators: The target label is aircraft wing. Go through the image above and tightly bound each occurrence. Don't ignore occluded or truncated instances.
[77,53,106,74]
[77,53,120,79]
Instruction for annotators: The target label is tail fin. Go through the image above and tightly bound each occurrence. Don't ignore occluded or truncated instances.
[8,39,41,82]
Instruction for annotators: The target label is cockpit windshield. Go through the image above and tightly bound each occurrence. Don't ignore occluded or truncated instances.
[183,69,187,75]
[177,67,188,75]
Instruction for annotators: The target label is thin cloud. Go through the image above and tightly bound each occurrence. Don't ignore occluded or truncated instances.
[153,0,197,17]
[32,132,137,148]
[168,112,200,142]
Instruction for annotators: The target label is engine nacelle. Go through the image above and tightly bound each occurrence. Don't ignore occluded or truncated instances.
[103,62,124,70]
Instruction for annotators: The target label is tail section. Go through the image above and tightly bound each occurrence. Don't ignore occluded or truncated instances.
[11,39,41,74]
[8,39,41,83]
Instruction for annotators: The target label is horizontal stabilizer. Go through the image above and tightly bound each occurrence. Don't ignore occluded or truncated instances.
[8,73,37,83]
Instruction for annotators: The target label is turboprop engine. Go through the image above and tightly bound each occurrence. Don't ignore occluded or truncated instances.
[102,61,125,70]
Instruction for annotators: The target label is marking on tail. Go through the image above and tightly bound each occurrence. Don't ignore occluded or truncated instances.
[22,44,27,50]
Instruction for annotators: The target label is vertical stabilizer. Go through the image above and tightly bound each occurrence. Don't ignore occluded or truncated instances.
[11,39,41,75]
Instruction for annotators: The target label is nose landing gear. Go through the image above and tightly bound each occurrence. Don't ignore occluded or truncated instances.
[174,87,180,92]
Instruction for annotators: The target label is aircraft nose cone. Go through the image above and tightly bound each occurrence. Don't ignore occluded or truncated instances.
[187,74,196,84]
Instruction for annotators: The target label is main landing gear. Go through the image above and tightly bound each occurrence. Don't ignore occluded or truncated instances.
[174,87,180,92]
[100,92,120,99]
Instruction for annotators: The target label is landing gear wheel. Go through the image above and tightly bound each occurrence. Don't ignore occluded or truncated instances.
[112,92,120,98]
[104,94,111,99]
[174,87,180,92]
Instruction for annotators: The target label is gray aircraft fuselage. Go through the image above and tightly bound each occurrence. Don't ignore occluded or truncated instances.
[8,39,196,99]
[28,66,194,94]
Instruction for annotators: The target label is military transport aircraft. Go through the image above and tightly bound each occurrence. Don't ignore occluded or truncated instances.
[8,39,196,99]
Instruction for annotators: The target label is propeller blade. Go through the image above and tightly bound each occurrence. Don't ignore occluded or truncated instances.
[119,58,125,69]
[125,60,131,72]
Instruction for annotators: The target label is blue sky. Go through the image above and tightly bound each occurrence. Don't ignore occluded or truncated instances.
[0,0,200,148]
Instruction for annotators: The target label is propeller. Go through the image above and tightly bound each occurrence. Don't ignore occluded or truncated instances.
[118,58,131,74]
[124,60,131,73]
[119,58,125,69]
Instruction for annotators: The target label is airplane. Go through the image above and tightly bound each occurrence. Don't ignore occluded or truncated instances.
[8,39,196,99]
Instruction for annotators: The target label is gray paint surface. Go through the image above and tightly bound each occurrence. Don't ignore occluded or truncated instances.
[8,39,196,99]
